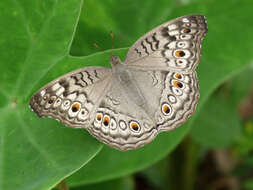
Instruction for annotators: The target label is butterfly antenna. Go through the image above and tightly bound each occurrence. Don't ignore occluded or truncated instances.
[110,30,115,49]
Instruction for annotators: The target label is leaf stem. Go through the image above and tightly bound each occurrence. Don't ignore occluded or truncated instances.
[167,136,200,190]
[182,137,200,190]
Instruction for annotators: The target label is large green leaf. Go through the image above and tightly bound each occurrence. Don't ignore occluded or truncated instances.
[1,0,253,189]
[190,67,253,148]
[0,1,103,190]
[190,94,242,148]
[70,0,178,56]
[70,177,134,190]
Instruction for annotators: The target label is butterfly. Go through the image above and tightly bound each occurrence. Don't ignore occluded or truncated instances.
[29,15,208,151]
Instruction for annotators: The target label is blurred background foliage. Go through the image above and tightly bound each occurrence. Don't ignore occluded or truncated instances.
[0,0,253,190]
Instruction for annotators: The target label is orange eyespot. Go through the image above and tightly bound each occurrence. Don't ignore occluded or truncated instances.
[130,121,140,132]
[48,97,55,104]
[96,114,102,121]
[103,116,110,126]
[183,28,191,33]
[162,104,171,115]
[173,81,183,88]
[71,103,80,112]
[175,50,185,57]
[175,73,182,79]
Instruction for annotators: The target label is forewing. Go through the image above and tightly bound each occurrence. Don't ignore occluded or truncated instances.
[124,15,207,72]
[30,67,112,128]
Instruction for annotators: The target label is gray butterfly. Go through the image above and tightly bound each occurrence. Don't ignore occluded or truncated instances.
[30,15,208,151]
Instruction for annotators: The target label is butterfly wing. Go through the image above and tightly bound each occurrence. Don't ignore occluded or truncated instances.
[124,15,207,72]
[30,67,112,128]
[128,69,199,132]
[118,15,207,142]
[87,76,157,151]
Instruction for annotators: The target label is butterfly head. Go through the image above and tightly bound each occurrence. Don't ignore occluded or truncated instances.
[110,54,122,66]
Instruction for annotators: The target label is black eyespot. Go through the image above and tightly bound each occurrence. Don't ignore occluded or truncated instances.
[175,73,182,79]
[103,116,110,126]
[71,104,80,112]
[173,81,183,88]
[129,121,140,132]
[132,125,139,131]
[165,107,170,114]
[96,114,102,121]
[179,51,185,57]
[179,42,184,46]
[162,104,171,115]
[183,28,191,33]
[178,82,183,88]
[175,50,186,57]
[48,97,55,104]
[104,120,109,126]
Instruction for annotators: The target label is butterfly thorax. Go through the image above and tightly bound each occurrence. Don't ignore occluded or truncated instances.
[110,54,122,66]
[110,55,145,107]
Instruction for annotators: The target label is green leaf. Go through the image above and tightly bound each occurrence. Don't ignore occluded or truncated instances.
[244,180,253,190]
[1,0,253,189]
[190,67,253,148]
[225,67,253,106]
[67,126,186,186]
[0,1,102,190]
[70,0,177,56]
[70,177,134,190]
[190,94,242,148]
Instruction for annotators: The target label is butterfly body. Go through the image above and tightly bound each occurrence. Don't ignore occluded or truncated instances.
[111,59,147,108]
[30,15,207,151]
